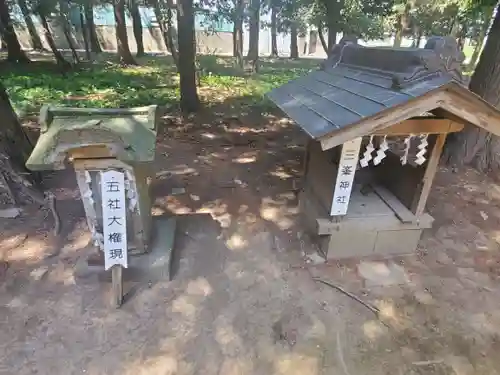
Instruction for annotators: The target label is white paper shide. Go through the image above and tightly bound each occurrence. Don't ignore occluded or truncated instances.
[101,169,128,270]
[330,137,362,216]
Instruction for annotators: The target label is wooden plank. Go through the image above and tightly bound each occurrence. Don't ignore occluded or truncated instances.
[316,213,434,235]
[371,118,463,136]
[443,87,500,137]
[111,265,123,307]
[72,158,133,171]
[376,150,426,210]
[372,185,416,223]
[69,145,114,159]
[319,91,447,150]
[412,133,447,216]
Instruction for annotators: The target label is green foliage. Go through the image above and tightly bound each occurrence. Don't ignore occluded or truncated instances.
[1,55,317,114]
[300,0,393,40]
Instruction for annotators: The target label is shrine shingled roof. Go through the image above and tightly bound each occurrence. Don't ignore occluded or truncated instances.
[27,106,160,171]
[267,36,500,150]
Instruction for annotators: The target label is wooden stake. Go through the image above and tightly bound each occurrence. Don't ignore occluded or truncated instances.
[412,133,447,216]
[111,265,123,307]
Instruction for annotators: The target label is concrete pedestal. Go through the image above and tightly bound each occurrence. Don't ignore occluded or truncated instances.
[75,215,176,283]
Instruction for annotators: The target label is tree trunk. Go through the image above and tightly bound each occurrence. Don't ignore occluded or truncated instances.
[446,3,500,172]
[39,12,71,69]
[0,0,30,63]
[290,22,298,58]
[233,0,244,68]
[152,0,178,67]
[18,0,44,51]
[323,0,343,54]
[393,17,403,47]
[0,81,33,171]
[176,0,199,113]
[166,0,179,67]
[59,0,80,64]
[246,0,260,72]
[394,3,411,48]
[317,24,328,54]
[247,0,259,59]
[270,2,278,57]
[152,0,168,48]
[129,0,144,57]
[114,0,137,65]
[468,12,490,70]
[84,1,101,53]
[79,6,91,60]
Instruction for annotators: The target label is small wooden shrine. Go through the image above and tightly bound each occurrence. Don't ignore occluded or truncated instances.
[268,36,500,259]
[26,106,162,306]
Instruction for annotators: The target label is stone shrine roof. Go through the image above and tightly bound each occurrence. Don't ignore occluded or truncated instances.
[267,36,500,150]
[27,105,160,171]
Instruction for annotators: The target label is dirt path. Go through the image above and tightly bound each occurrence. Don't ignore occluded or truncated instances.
[2,107,500,374]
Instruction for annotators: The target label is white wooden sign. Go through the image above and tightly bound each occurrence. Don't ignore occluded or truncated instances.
[100,169,128,270]
[330,137,362,216]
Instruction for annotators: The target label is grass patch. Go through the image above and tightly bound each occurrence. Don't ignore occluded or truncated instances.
[1,53,319,116]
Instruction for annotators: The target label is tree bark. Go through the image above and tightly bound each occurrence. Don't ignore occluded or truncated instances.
[59,0,80,64]
[152,0,178,67]
[0,0,30,63]
[18,0,44,51]
[393,16,403,47]
[176,0,199,113]
[270,2,278,57]
[84,1,101,53]
[128,0,144,57]
[114,0,137,65]
[322,0,343,54]
[233,0,244,68]
[468,12,490,70]
[79,6,91,60]
[393,3,411,48]
[246,0,260,72]
[166,0,179,67]
[446,4,500,172]
[317,24,328,54]
[290,22,298,58]
[0,81,33,171]
[39,12,71,69]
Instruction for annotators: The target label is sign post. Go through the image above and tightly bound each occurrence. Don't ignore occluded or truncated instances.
[330,137,362,216]
[101,169,128,306]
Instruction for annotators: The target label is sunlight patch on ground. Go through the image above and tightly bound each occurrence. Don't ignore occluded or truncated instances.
[171,295,197,320]
[269,167,293,179]
[219,357,254,375]
[274,353,319,375]
[225,233,248,251]
[215,316,244,354]
[186,277,213,297]
[362,320,388,340]
[197,200,232,228]
[259,197,297,230]
[5,237,52,262]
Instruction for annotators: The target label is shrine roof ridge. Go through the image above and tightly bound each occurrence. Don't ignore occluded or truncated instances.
[267,36,500,150]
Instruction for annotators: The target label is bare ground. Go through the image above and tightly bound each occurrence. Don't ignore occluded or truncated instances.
[2,105,500,374]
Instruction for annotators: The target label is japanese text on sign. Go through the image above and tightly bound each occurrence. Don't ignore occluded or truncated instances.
[330,137,362,216]
[101,170,128,270]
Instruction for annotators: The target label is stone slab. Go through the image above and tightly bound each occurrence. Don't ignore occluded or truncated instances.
[0,208,21,218]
